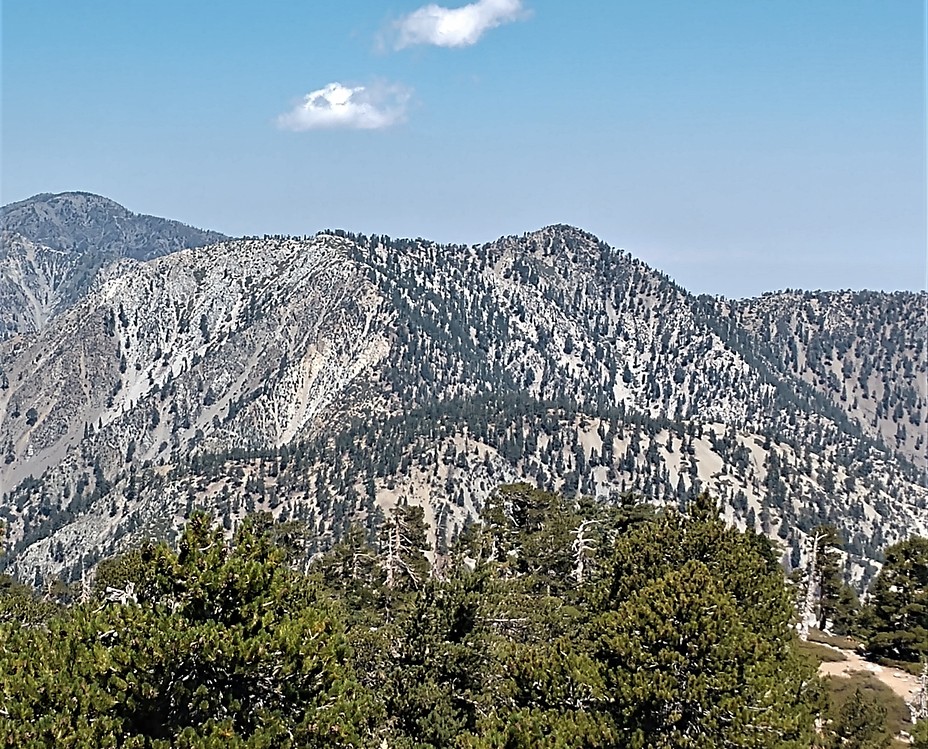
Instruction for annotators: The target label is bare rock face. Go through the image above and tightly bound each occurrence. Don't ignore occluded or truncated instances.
[0,201,924,587]
[0,234,386,491]
[0,232,81,338]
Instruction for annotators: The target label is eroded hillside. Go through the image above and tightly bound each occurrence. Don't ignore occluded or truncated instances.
[0,220,925,584]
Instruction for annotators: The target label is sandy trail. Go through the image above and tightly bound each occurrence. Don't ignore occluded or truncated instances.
[818,646,921,704]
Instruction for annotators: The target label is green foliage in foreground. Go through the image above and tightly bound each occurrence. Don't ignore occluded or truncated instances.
[819,671,912,749]
[911,719,928,749]
[0,515,375,748]
[863,536,928,663]
[1,488,828,747]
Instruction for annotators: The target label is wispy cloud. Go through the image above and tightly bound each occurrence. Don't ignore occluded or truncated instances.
[392,0,527,49]
[277,82,411,131]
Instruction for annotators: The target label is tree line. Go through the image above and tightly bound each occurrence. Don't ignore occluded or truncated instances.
[0,486,926,748]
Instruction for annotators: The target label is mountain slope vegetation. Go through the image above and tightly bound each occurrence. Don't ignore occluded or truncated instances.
[0,192,226,339]
[0,196,924,589]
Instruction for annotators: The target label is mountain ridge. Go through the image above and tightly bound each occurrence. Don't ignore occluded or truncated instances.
[0,192,227,340]
[0,194,924,586]
[0,191,226,259]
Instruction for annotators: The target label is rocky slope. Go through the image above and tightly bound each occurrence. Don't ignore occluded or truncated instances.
[0,202,924,586]
[731,291,927,467]
[0,192,225,339]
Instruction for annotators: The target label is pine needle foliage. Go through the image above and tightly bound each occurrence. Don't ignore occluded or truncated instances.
[1,488,884,748]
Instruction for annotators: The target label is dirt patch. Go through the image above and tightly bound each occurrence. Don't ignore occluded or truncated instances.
[818,645,921,705]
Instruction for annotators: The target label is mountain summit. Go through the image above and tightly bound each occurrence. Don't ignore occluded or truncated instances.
[0,192,226,339]
[1,191,225,260]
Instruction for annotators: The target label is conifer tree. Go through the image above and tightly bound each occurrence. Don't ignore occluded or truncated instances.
[0,512,378,748]
[379,503,430,592]
[865,536,928,662]
[592,493,822,748]
[812,524,844,631]
[912,719,928,749]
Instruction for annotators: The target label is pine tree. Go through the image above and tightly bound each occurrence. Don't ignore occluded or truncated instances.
[812,524,844,631]
[0,512,379,747]
[912,719,928,749]
[597,560,779,748]
[592,494,822,748]
[375,566,499,747]
[865,536,928,662]
[830,582,862,637]
[379,504,430,592]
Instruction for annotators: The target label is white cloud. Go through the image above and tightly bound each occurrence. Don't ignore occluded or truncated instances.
[277,82,411,131]
[393,0,526,49]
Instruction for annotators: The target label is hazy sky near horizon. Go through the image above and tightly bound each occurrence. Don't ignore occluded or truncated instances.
[2,1,925,298]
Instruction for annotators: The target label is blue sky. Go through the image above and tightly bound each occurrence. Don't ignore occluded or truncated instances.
[2,1,925,297]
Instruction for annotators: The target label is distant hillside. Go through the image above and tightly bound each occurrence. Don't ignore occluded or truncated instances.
[1,192,225,260]
[0,192,226,339]
[0,203,924,586]
[731,291,928,468]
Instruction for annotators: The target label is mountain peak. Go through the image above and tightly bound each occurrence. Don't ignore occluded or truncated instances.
[1,198,924,589]
[0,191,229,340]
[1,191,226,260]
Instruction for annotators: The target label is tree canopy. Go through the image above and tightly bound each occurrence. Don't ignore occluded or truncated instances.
[0,513,375,748]
[864,536,928,662]
[3,486,905,748]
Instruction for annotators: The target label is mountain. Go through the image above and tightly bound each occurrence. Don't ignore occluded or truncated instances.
[0,202,924,587]
[0,192,226,261]
[730,291,927,468]
[0,192,226,339]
